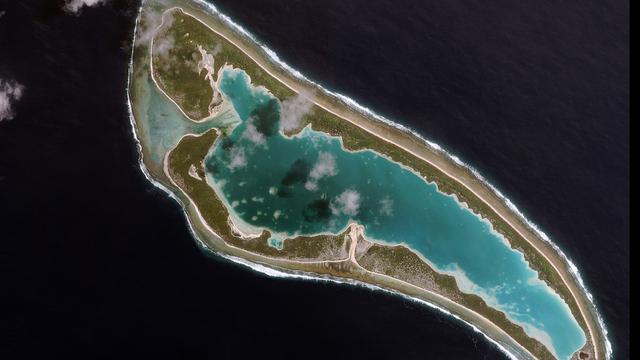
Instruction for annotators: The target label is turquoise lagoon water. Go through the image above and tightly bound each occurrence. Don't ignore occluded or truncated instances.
[137,73,238,166]
[199,66,586,359]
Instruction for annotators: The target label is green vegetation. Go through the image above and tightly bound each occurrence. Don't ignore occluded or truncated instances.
[154,9,294,108]
[357,243,556,360]
[303,107,585,332]
[165,128,558,360]
[167,130,350,261]
[227,232,348,261]
[152,7,591,356]
[152,13,214,120]
[166,129,241,239]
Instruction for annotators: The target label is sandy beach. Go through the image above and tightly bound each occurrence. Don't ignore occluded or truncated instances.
[129,1,609,359]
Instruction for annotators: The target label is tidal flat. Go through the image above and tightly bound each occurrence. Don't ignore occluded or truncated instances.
[127,1,610,359]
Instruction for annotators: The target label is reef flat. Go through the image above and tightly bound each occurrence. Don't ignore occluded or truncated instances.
[127,1,609,359]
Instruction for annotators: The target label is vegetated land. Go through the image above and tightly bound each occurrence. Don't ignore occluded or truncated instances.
[153,8,586,337]
[356,242,555,360]
[152,10,294,120]
[166,128,555,360]
[167,129,349,261]
[152,14,213,120]
[148,7,601,359]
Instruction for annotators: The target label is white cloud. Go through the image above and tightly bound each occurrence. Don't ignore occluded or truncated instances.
[331,189,361,216]
[0,79,25,122]
[64,0,108,14]
[153,34,174,57]
[305,152,337,191]
[136,3,174,46]
[228,146,247,171]
[279,92,313,133]
[242,120,266,145]
[379,196,394,216]
[212,43,223,56]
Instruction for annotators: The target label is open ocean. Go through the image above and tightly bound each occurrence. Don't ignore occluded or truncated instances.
[1,0,628,359]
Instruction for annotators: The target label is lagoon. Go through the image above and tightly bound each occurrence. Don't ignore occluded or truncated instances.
[201,66,586,360]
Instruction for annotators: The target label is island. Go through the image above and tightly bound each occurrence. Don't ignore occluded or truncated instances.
[127,1,610,359]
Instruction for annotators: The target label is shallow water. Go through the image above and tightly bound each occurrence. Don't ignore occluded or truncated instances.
[136,72,238,166]
[201,66,586,359]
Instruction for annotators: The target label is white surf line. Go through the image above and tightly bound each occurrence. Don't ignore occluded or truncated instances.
[171,170,536,360]
[128,57,527,360]
[162,132,356,266]
[129,43,525,360]
[169,6,601,357]
[219,253,520,360]
[184,2,612,357]
[340,223,543,358]
[133,3,609,358]
[169,152,542,360]
[341,224,535,359]
[156,129,533,359]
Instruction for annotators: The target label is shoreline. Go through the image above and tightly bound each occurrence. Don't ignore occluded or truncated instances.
[170,159,539,360]
[128,1,610,359]
[167,4,603,358]
[126,101,525,360]
[155,126,546,358]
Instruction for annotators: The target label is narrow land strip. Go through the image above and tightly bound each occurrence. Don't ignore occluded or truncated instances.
[131,2,607,359]
[160,6,602,358]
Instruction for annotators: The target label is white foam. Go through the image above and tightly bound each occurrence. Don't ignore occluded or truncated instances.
[214,252,522,360]
[131,1,612,358]
[189,2,613,357]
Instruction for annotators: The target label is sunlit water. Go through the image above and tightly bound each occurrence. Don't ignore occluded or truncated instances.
[137,58,586,358]
[135,73,238,166]
[196,66,586,359]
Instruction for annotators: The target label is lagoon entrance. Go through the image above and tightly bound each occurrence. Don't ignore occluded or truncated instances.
[203,66,585,360]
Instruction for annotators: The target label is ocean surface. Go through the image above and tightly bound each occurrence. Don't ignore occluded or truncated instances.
[203,65,585,359]
[0,0,628,359]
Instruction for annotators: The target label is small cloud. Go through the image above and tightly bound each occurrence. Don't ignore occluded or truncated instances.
[64,0,108,14]
[379,196,394,216]
[305,152,337,191]
[242,119,266,146]
[331,189,361,216]
[153,33,180,72]
[0,79,25,122]
[279,92,313,133]
[136,3,174,47]
[228,146,247,171]
[153,34,174,57]
[212,43,223,56]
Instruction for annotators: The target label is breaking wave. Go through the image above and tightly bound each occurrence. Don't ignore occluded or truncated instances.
[130,1,612,358]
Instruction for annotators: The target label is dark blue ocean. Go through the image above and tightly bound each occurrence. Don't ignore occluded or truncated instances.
[0,0,628,359]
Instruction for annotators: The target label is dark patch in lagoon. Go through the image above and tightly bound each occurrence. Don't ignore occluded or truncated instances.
[250,98,279,137]
[303,199,332,222]
[281,158,310,186]
[221,137,235,151]
[205,159,219,176]
[277,187,293,198]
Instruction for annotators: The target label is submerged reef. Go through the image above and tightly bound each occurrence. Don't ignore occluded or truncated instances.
[127,2,610,360]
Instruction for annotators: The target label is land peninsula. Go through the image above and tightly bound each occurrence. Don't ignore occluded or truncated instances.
[127,1,609,360]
